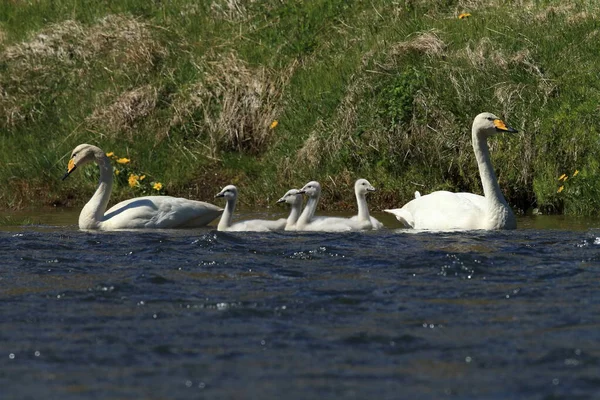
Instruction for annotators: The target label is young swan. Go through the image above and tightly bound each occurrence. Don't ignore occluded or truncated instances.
[215,185,287,232]
[384,112,518,230]
[62,144,223,230]
[294,180,381,232]
[276,189,304,231]
[349,178,384,230]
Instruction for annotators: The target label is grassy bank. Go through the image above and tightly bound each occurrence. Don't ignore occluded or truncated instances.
[1,0,600,215]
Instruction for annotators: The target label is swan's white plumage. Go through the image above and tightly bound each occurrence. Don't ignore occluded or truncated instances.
[63,144,223,230]
[384,112,517,230]
[215,185,289,232]
[294,179,382,232]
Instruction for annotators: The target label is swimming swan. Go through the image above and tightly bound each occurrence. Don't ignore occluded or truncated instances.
[384,112,518,230]
[350,178,384,229]
[276,189,304,231]
[215,185,289,232]
[62,144,223,230]
[294,179,381,232]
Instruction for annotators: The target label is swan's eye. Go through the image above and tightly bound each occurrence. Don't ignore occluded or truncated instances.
[487,117,493,121]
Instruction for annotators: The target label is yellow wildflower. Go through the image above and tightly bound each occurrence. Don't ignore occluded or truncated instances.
[458,13,471,19]
[557,185,564,193]
[117,157,130,164]
[139,175,146,181]
[558,173,567,181]
[106,152,114,158]
[115,169,120,176]
[128,174,139,188]
[153,182,163,191]
[269,120,278,129]
[573,170,579,177]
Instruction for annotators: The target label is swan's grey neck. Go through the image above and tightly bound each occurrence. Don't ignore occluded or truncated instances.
[217,197,236,230]
[287,200,302,226]
[79,154,113,229]
[297,194,319,227]
[356,192,370,222]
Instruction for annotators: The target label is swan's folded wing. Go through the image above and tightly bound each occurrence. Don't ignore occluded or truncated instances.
[227,218,286,232]
[300,216,367,232]
[103,196,222,229]
[402,191,486,230]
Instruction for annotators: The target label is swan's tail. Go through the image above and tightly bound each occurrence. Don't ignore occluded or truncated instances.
[383,208,415,228]
[414,191,421,199]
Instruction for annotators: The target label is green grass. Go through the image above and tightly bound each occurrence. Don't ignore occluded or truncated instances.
[1,0,600,214]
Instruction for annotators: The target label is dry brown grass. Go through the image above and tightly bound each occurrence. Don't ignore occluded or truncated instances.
[460,37,509,70]
[0,15,166,129]
[87,85,158,137]
[169,52,295,158]
[2,15,164,67]
[390,30,446,58]
[210,0,254,22]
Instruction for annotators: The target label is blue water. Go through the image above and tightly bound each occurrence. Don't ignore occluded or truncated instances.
[1,213,600,399]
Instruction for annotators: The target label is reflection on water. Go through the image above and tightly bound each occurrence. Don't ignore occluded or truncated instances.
[4,207,600,231]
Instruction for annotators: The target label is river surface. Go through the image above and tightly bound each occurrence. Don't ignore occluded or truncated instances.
[1,209,599,399]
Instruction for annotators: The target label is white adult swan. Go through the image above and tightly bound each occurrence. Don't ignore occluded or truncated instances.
[384,112,518,230]
[293,179,382,232]
[215,185,295,232]
[62,144,223,230]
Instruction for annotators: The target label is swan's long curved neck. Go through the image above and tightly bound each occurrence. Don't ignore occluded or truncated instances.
[356,192,370,222]
[217,197,236,230]
[297,194,319,227]
[287,201,302,226]
[79,155,113,229]
[472,131,508,208]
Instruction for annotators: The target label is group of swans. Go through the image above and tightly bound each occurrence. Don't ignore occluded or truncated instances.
[214,179,383,232]
[63,112,518,232]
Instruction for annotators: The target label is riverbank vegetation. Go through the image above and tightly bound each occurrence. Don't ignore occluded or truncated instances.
[1,0,600,214]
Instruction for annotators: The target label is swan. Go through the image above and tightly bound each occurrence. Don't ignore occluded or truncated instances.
[276,189,304,231]
[349,178,384,229]
[215,185,290,232]
[62,144,223,230]
[384,112,518,230]
[293,180,381,232]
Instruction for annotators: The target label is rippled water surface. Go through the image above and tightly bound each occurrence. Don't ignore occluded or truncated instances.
[1,211,600,399]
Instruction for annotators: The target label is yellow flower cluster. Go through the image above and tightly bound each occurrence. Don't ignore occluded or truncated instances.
[106,151,164,192]
[557,169,579,193]
[458,13,471,19]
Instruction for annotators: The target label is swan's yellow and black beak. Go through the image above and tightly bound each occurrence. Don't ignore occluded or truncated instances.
[62,159,77,181]
[494,119,518,133]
